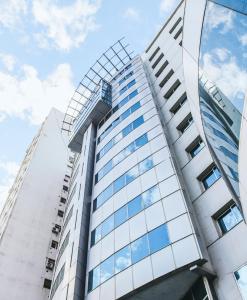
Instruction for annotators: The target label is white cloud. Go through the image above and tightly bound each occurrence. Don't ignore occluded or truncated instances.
[0,63,75,124]
[0,160,19,212]
[204,2,234,34]
[32,0,101,51]
[160,0,178,14]
[202,50,247,107]
[0,0,27,29]
[0,53,16,71]
[239,34,247,46]
[213,48,230,62]
[123,7,140,21]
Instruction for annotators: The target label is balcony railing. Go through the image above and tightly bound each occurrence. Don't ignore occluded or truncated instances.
[69,80,112,153]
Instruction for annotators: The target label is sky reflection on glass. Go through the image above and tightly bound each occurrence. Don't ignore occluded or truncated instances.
[200,1,247,113]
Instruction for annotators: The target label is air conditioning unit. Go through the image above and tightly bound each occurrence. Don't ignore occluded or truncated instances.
[46,259,55,271]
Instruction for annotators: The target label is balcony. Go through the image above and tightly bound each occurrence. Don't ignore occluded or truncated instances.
[69,80,112,153]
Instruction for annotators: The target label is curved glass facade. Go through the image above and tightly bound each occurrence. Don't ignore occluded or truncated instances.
[199,0,247,204]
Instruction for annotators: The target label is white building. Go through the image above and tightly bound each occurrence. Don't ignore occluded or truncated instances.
[0,108,71,300]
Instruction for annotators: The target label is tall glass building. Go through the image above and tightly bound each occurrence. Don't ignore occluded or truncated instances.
[51,1,247,299]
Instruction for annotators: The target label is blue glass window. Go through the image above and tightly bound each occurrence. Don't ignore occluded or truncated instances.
[98,88,138,131]
[217,203,242,234]
[131,101,141,113]
[119,71,134,86]
[211,126,237,149]
[96,185,113,207]
[142,185,160,208]
[119,80,136,95]
[122,124,132,137]
[128,195,143,218]
[125,165,139,185]
[131,235,149,264]
[101,215,114,238]
[148,224,170,254]
[114,205,128,228]
[228,166,239,182]
[93,156,154,211]
[219,146,238,163]
[88,223,173,291]
[97,101,141,144]
[139,158,153,175]
[201,166,221,190]
[115,245,131,274]
[234,265,247,300]
[91,225,102,246]
[189,139,204,158]
[96,116,144,162]
[96,161,113,183]
[113,175,125,193]
[88,265,100,291]
[135,134,148,148]
[133,116,144,129]
[119,85,128,95]
[100,256,114,284]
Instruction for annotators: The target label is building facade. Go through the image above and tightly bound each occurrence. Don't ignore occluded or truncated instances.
[0,108,71,300]
[50,1,247,300]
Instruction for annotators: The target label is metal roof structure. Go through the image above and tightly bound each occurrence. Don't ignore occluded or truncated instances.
[62,38,134,134]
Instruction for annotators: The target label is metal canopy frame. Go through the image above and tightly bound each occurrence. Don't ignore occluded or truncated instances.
[62,38,134,134]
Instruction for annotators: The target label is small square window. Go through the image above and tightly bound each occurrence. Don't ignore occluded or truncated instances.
[43,279,52,289]
[235,265,247,300]
[186,137,204,158]
[51,240,58,249]
[60,197,66,204]
[216,202,243,234]
[52,224,61,234]
[177,115,193,134]
[63,185,68,192]
[58,210,64,217]
[46,258,55,271]
[199,165,221,190]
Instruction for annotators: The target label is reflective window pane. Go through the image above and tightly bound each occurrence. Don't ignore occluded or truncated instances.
[133,116,144,129]
[218,204,243,234]
[114,205,128,228]
[139,158,153,175]
[142,185,160,208]
[202,166,221,189]
[100,256,114,284]
[135,134,148,148]
[115,245,131,274]
[235,265,247,300]
[91,224,102,246]
[126,165,139,184]
[113,175,125,193]
[122,124,132,137]
[88,265,100,291]
[97,185,113,207]
[148,224,170,254]
[128,195,143,218]
[131,101,141,113]
[131,234,149,264]
[101,215,114,238]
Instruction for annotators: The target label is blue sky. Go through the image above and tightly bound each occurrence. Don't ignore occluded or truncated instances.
[0,0,180,208]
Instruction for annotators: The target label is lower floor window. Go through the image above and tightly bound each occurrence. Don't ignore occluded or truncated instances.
[235,265,247,300]
[88,223,170,292]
